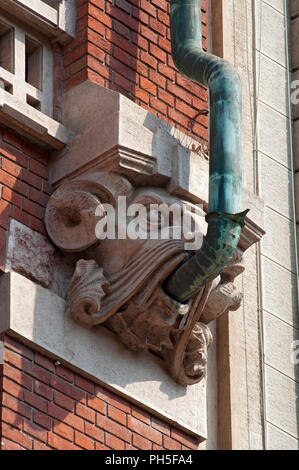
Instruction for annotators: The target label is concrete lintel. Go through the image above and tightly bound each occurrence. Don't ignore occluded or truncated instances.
[0,0,76,44]
[0,270,208,439]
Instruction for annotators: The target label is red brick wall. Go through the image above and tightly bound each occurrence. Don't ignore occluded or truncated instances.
[0,335,201,451]
[64,0,209,144]
[0,0,210,451]
[0,126,52,270]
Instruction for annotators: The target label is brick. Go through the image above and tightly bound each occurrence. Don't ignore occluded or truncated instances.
[31,217,47,236]
[23,419,47,442]
[132,6,149,25]
[158,87,174,107]
[140,0,156,17]
[109,6,139,33]
[170,427,200,449]
[55,364,74,383]
[2,186,22,208]
[0,142,28,167]
[2,407,23,428]
[96,414,131,443]
[22,141,48,164]
[3,337,33,360]
[125,443,138,450]
[3,363,33,390]
[95,385,131,413]
[151,416,170,436]
[74,431,94,450]
[29,187,49,207]
[2,377,24,400]
[112,19,131,41]
[131,30,148,51]
[115,0,132,15]
[107,56,136,82]
[140,24,157,44]
[150,96,167,115]
[22,169,43,190]
[153,444,165,451]
[2,392,31,420]
[2,422,32,449]
[23,198,43,219]
[47,403,84,432]
[53,420,74,441]
[10,206,30,227]
[1,437,24,450]
[24,390,47,413]
[14,180,29,198]
[135,86,149,104]
[158,62,175,80]
[140,49,157,69]
[128,416,162,445]
[34,380,53,401]
[24,361,51,385]
[50,375,85,401]
[87,56,110,79]
[150,17,165,36]
[3,129,22,149]
[158,36,171,53]
[85,422,104,443]
[131,58,148,77]
[29,160,48,179]
[87,70,105,87]
[33,410,52,430]
[113,45,130,66]
[140,76,156,95]
[163,435,182,450]
[131,406,151,425]
[158,9,169,26]
[95,442,110,450]
[150,43,167,62]
[76,402,95,423]
[33,441,51,450]
[132,432,152,450]
[152,0,168,12]
[108,404,127,426]
[1,158,22,177]
[108,30,137,57]
[176,97,198,119]
[149,68,166,88]
[54,390,74,412]
[48,433,76,451]
[34,352,55,373]
[105,432,125,450]
[87,394,106,415]
[167,81,193,105]
[168,107,190,129]
[88,16,105,37]
[4,348,28,370]
[75,374,94,394]
[114,72,132,93]
[0,199,10,230]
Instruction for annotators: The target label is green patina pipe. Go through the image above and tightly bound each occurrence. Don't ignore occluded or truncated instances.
[164,0,248,303]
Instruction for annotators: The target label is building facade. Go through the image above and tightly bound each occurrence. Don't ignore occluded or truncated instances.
[0,0,298,450]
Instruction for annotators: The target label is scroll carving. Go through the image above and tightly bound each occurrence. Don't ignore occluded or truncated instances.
[45,171,246,386]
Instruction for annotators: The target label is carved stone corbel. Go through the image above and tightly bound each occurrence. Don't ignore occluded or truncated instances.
[45,171,247,386]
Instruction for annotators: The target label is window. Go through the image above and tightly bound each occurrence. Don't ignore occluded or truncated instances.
[0,15,53,117]
[0,20,14,74]
[25,36,42,90]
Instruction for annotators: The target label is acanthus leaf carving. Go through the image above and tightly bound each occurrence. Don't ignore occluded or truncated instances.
[46,171,247,387]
